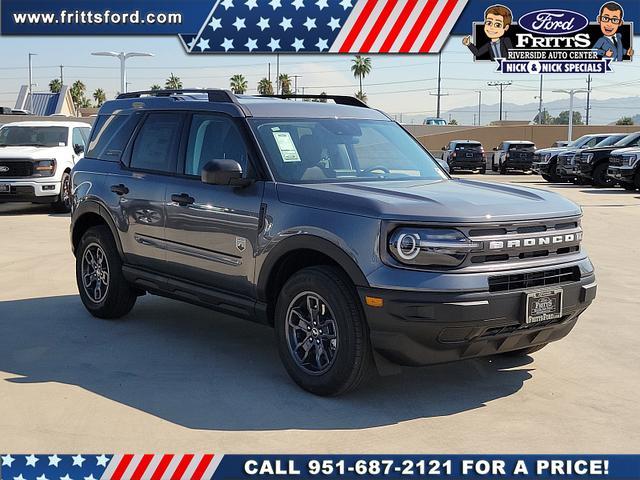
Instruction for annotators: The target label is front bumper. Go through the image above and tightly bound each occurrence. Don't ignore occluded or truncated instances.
[0,179,61,202]
[449,158,485,170]
[503,160,533,171]
[532,162,553,175]
[359,272,596,366]
[607,165,636,183]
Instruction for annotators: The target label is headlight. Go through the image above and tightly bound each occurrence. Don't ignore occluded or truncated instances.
[32,159,56,177]
[581,153,594,163]
[388,228,480,267]
[622,154,640,167]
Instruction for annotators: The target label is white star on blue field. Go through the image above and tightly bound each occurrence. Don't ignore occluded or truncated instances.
[187,0,353,53]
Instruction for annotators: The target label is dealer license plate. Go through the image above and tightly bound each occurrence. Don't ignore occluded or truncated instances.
[525,289,563,323]
[0,184,10,193]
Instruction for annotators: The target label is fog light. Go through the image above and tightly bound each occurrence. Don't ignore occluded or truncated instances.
[365,296,384,308]
[42,185,55,191]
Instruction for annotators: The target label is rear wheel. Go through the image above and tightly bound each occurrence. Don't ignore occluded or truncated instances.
[76,225,137,319]
[275,266,372,396]
[51,170,72,213]
[479,167,486,174]
[591,163,613,187]
[501,343,548,357]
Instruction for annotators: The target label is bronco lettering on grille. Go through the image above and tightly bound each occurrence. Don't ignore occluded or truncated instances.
[488,232,582,250]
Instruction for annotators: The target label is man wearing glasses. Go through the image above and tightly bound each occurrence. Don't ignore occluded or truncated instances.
[462,5,513,61]
[593,2,633,61]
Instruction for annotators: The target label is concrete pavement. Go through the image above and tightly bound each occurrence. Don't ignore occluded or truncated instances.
[0,175,638,453]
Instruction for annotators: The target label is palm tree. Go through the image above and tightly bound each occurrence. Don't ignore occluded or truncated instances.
[257,78,274,95]
[351,55,372,99]
[355,91,368,104]
[93,88,106,107]
[311,92,328,103]
[165,73,182,90]
[278,74,292,95]
[150,84,162,91]
[229,74,248,94]
[70,80,87,108]
[49,78,62,94]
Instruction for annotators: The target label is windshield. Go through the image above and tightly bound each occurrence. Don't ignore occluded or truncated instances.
[0,126,68,147]
[595,135,627,147]
[614,132,640,147]
[250,119,448,184]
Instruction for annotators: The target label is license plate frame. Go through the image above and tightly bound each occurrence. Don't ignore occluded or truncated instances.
[524,288,563,324]
[0,184,10,193]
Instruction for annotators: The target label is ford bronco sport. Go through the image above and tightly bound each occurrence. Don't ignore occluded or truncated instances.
[70,90,597,395]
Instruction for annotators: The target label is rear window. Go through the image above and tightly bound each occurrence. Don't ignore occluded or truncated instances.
[456,143,482,150]
[86,113,141,161]
[509,143,535,150]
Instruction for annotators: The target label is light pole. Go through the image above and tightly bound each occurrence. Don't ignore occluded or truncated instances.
[535,75,544,124]
[91,51,154,94]
[553,89,589,142]
[28,53,37,113]
[476,90,482,126]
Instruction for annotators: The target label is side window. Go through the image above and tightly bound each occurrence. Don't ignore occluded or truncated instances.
[130,112,183,173]
[86,114,140,161]
[585,138,599,147]
[628,136,640,147]
[72,128,86,149]
[184,114,249,177]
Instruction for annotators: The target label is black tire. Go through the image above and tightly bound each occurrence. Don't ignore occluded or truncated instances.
[275,265,372,396]
[499,163,507,175]
[76,225,137,319]
[541,174,553,182]
[491,161,498,172]
[479,167,486,174]
[51,170,72,213]
[623,182,637,191]
[634,171,640,191]
[501,343,548,357]
[591,163,613,187]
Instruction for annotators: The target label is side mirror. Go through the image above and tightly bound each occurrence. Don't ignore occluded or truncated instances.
[493,147,499,151]
[74,144,85,155]
[442,146,447,151]
[201,159,252,187]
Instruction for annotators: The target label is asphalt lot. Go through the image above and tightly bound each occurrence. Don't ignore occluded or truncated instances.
[1,173,639,453]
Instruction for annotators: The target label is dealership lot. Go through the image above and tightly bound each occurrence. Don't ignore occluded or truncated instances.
[1,174,639,453]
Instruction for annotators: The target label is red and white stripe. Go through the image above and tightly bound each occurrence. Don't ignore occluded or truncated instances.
[330,0,468,53]
[100,454,223,480]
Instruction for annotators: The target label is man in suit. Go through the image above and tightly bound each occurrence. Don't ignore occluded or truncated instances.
[593,2,633,61]
[463,5,513,61]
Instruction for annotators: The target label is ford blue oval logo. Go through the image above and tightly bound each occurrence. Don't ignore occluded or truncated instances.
[519,9,589,36]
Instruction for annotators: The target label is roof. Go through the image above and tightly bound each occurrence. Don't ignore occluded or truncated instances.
[99,90,390,121]
[504,140,535,144]
[1,120,92,128]
[14,85,77,117]
[451,140,482,144]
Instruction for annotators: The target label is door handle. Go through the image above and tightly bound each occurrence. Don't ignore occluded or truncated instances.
[171,193,195,206]
[110,184,129,195]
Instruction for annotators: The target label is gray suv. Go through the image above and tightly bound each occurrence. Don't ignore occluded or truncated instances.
[70,90,597,395]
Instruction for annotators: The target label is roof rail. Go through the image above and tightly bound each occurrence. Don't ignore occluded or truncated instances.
[260,94,369,108]
[116,89,238,104]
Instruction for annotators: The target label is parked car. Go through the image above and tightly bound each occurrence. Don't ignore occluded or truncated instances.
[0,121,91,212]
[533,134,616,182]
[608,146,640,191]
[574,132,640,186]
[553,141,570,147]
[423,117,447,126]
[441,140,486,174]
[491,141,536,174]
[556,133,628,184]
[70,89,596,395]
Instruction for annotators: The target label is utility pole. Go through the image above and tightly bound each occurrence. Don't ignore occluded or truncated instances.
[268,62,271,85]
[431,52,446,118]
[292,74,301,96]
[59,65,64,86]
[28,53,37,114]
[536,75,544,124]
[553,89,589,142]
[488,81,512,122]
[276,54,280,94]
[476,90,482,126]
[585,74,592,125]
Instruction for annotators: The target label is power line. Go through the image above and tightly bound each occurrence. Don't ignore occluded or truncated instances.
[487,81,512,121]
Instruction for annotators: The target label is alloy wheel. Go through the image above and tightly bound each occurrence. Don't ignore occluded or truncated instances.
[81,242,110,303]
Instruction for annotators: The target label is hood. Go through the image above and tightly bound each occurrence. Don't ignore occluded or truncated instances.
[581,145,620,154]
[535,147,568,156]
[611,147,640,155]
[277,179,581,223]
[0,146,67,159]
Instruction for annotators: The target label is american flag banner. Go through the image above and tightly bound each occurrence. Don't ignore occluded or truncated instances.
[0,454,223,480]
[179,0,468,54]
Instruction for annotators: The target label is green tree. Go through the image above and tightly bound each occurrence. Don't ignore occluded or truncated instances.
[49,78,62,94]
[449,119,458,125]
[355,91,368,104]
[553,111,583,125]
[229,74,248,94]
[93,88,106,107]
[257,78,274,95]
[70,80,87,109]
[616,116,634,125]
[150,84,162,91]
[351,55,372,99]
[165,73,182,90]
[533,109,552,125]
[311,92,328,103]
[278,74,292,95]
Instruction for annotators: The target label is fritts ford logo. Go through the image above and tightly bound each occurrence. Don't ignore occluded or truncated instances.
[463,2,634,74]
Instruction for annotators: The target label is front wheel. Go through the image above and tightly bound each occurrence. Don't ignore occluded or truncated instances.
[591,163,613,187]
[275,266,372,396]
[76,225,137,319]
[51,170,72,213]
[499,163,507,175]
[479,167,486,174]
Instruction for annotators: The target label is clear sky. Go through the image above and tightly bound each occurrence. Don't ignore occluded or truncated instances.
[1,34,639,123]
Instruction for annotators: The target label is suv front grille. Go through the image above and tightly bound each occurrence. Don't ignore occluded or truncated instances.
[0,160,33,177]
[609,155,624,167]
[488,266,581,292]
[558,154,575,166]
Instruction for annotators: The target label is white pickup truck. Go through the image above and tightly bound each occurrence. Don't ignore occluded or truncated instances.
[0,121,92,212]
